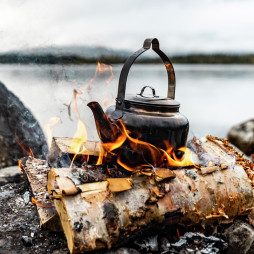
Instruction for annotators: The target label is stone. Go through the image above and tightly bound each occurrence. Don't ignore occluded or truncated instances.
[227,119,254,155]
[0,166,22,186]
[105,248,140,254]
[52,250,69,254]
[0,81,48,168]
[0,238,6,247]
[21,236,32,247]
[23,191,30,205]
[168,232,227,254]
[171,238,187,249]
[224,220,254,254]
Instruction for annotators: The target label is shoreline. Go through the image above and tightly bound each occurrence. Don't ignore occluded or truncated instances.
[1,53,254,65]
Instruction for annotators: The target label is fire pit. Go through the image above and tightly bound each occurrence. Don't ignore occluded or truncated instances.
[15,38,254,254]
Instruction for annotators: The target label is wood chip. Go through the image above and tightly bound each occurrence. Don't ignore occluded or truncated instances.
[154,168,176,181]
[107,178,133,192]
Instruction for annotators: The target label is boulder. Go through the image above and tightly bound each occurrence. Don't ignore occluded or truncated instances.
[224,220,254,254]
[227,120,254,155]
[0,81,48,168]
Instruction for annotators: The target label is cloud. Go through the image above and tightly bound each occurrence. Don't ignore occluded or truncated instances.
[0,0,254,53]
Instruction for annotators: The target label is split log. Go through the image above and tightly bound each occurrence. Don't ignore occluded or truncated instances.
[47,167,133,197]
[47,137,254,253]
[48,137,101,167]
[20,156,62,231]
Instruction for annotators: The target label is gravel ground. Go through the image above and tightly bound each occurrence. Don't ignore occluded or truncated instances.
[0,174,68,254]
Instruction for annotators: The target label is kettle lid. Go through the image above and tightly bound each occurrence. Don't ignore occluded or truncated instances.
[124,86,180,112]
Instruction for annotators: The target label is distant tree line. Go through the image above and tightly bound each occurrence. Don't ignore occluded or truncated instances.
[0,53,254,64]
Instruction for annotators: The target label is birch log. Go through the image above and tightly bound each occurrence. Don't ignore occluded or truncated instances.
[47,137,254,253]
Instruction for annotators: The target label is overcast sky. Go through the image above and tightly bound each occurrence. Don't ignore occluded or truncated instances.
[0,0,254,54]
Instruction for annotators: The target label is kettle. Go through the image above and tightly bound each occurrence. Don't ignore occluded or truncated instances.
[88,38,189,168]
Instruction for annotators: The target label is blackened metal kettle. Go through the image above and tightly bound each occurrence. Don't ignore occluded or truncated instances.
[88,38,189,167]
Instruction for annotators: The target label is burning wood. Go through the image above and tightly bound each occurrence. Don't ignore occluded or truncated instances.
[48,137,101,168]
[22,136,251,254]
[21,129,254,254]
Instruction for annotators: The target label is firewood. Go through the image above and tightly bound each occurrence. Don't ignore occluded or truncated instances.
[48,168,133,195]
[20,156,62,231]
[48,137,101,167]
[46,137,254,253]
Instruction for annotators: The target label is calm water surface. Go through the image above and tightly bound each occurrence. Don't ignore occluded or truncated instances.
[1,63,254,141]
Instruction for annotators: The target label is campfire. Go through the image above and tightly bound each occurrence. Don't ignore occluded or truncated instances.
[18,38,254,254]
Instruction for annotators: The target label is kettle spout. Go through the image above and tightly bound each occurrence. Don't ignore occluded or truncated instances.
[87,101,119,143]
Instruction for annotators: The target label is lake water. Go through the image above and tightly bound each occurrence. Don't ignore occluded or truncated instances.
[1,63,254,142]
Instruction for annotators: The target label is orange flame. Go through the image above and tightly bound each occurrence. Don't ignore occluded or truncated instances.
[96,143,104,165]
[15,133,34,158]
[177,228,180,241]
[120,121,161,166]
[43,117,60,147]
[161,146,194,167]
[98,120,195,172]
[117,157,136,172]
[31,197,37,204]
[69,89,83,118]
[83,62,114,90]
[18,159,22,172]
[102,132,127,153]
[68,62,114,119]
[96,62,114,84]
[69,119,87,168]
[28,147,34,158]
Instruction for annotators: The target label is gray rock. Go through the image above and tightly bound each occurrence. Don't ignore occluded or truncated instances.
[0,166,23,186]
[0,82,48,168]
[52,250,69,254]
[171,238,187,249]
[0,239,6,247]
[224,220,254,254]
[21,236,32,247]
[23,191,30,205]
[105,248,140,254]
[227,119,254,155]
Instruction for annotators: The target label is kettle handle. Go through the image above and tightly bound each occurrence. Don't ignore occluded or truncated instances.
[116,38,176,111]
